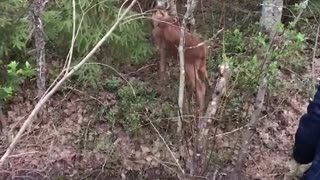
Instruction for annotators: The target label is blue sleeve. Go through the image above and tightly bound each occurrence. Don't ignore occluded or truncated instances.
[293,86,320,164]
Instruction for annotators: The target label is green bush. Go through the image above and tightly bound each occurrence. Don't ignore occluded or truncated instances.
[0,61,35,102]
[43,0,153,64]
[0,0,29,58]
[116,81,156,133]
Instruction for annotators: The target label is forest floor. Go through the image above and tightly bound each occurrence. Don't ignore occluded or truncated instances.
[1,1,319,180]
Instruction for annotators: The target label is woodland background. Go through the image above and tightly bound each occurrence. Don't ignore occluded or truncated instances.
[0,0,319,179]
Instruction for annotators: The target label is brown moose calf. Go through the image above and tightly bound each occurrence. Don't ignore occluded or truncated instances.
[151,9,208,114]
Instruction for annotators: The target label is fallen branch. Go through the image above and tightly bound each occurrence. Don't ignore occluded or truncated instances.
[0,0,136,167]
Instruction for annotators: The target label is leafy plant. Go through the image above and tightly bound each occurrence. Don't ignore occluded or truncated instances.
[224,29,245,55]
[72,63,101,89]
[105,75,119,92]
[0,61,35,101]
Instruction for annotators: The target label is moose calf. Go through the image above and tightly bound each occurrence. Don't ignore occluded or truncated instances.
[151,9,208,114]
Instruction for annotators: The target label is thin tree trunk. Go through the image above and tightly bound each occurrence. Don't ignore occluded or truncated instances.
[29,0,47,98]
[0,108,7,135]
[177,0,198,133]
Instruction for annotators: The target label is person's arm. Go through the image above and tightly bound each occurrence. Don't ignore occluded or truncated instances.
[293,85,320,164]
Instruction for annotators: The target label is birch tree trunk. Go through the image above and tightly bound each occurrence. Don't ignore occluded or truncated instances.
[29,0,47,98]
[260,0,283,37]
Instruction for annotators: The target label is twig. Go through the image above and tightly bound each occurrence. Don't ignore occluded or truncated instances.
[292,0,310,27]
[40,6,85,101]
[312,25,320,90]
[0,0,137,167]
[8,151,40,158]
[184,28,224,49]
[64,0,77,75]
[209,125,248,139]
[146,114,185,174]
[125,63,157,76]
[66,87,107,107]
[118,0,130,18]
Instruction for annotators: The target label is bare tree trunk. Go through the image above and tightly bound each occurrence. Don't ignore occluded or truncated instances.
[186,0,199,32]
[260,0,283,37]
[168,0,178,16]
[29,0,47,98]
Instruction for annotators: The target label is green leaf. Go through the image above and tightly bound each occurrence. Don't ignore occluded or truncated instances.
[3,86,13,96]
[296,33,305,42]
[7,61,18,73]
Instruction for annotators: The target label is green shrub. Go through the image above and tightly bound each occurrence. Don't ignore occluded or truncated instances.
[103,80,156,135]
[0,0,29,58]
[0,61,35,102]
[43,0,153,64]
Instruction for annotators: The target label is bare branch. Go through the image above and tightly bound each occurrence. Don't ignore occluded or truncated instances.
[64,0,77,74]
[147,114,185,174]
[312,25,320,91]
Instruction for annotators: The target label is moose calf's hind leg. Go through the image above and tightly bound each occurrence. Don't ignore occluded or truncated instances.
[159,48,167,85]
[185,63,205,115]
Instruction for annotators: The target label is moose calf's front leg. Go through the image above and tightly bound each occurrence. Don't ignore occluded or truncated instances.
[159,48,166,84]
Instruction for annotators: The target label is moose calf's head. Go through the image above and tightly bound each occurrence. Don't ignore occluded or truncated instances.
[151,9,176,28]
